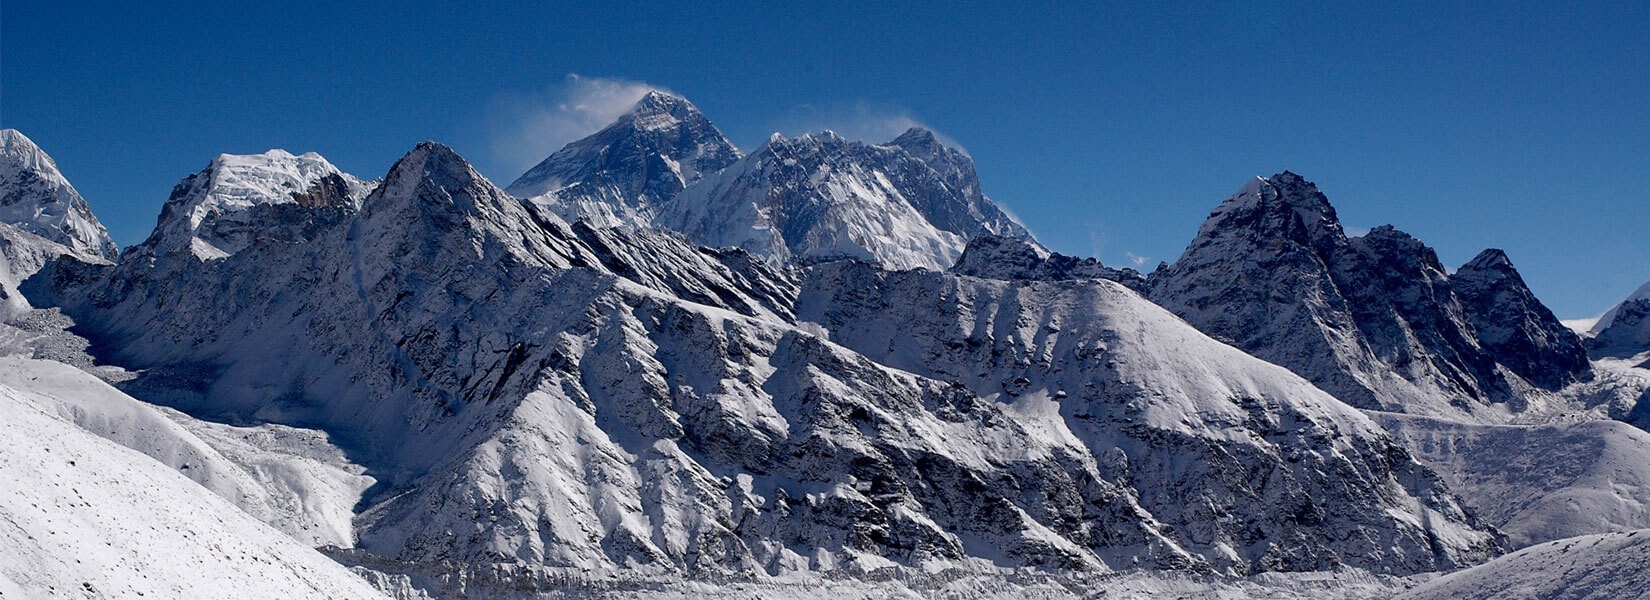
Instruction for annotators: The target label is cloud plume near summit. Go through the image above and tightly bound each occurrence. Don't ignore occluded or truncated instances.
[485,75,669,179]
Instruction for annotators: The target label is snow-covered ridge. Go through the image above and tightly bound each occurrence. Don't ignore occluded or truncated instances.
[0,129,117,260]
[1399,529,1650,600]
[799,261,1501,574]
[1587,278,1650,358]
[29,141,1508,597]
[950,234,1145,289]
[0,356,375,548]
[1373,411,1650,549]
[1591,279,1650,334]
[142,148,371,260]
[661,128,1035,270]
[508,90,1035,272]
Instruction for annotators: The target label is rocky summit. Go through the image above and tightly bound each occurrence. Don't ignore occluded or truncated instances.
[1147,172,1592,420]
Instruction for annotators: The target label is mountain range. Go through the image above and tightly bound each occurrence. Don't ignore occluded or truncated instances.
[1,91,1647,599]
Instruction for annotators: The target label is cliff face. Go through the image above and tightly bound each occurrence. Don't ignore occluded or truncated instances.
[1149,172,1590,419]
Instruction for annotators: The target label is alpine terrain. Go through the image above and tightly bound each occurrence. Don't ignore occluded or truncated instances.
[2,92,1647,599]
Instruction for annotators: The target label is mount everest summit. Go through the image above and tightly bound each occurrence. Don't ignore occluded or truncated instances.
[510,92,1035,271]
[1,92,1648,599]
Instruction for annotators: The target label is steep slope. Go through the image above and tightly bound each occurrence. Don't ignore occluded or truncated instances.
[1588,279,1650,358]
[31,142,1499,595]
[1374,412,1650,548]
[508,91,742,229]
[1451,249,1591,389]
[1148,172,1589,419]
[0,360,391,599]
[662,129,1034,270]
[0,355,374,548]
[1399,530,1650,600]
[0,129,117,259]
[0,130,119,318]
[0,223,77,315]
[798,261,1500,575]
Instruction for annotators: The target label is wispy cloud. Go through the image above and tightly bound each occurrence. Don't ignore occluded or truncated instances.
[483,74,668,178]
[769,101,968,155]
[1125,252,1150,267]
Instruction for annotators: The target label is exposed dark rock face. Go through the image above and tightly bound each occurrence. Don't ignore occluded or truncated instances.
[1453,249,1592,388]
[506,91,742,229]
[949,235,1146,290]
[1148,172,1589,417]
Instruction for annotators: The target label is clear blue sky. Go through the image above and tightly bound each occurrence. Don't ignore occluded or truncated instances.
[3,1,1646,317]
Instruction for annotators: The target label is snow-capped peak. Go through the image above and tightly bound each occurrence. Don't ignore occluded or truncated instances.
[1586,277,1650,356]
[624,90,690,131]
[889,126,942,148]
[506,90,741,205]
[1591,278,1650,335]
[0,129,118,259]
[0,129,62,176]
[142,148,368,260]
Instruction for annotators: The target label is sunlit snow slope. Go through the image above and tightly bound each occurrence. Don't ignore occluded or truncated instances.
[0,358,389,599]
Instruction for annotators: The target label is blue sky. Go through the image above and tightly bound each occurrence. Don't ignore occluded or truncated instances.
[3,1,1646,317]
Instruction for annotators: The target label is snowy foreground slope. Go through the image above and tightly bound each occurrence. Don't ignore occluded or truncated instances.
[0,355,375,548]
[25,141,1506,598]
[1398,529,1650,600]
[0,357,390,599]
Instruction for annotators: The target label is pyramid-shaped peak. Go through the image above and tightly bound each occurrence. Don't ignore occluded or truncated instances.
[384,141,481,192]
[617,90,709,132]
[632,89,685,111]
[1461,248,1515,272]
[1270,170,1309,184]
[888,127,966,158]
[506,89,739,201]
[891,127,939,146]
[1224,171,1336,215]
